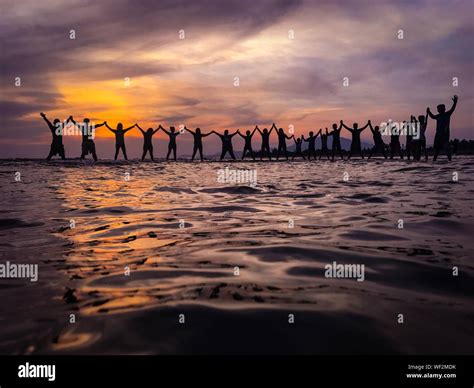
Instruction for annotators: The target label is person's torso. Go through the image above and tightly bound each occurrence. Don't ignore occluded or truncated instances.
[115,130,125,144]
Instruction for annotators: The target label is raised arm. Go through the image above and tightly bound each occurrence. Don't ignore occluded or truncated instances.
[201,131,212,137]
[94,122,105,129]
[40,112,55,131]
[426,107,436,120]
[152,126,160,135]
[251,128,257,137]
[104,122,115,133]
[302,135,308,142]
[285,133,293,139]
[123,124,136,132]
[340,120,351,131]
[159,125,170,135]
[447,95,458,115]
[230,130,239,137]
[66,115,77,125]
[184,126,194,135]
[360,121,370,131]
[136,124,145,134]
[211,131,223,138]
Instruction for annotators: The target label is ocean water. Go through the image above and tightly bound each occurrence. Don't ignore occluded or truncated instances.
[0,157,473,355]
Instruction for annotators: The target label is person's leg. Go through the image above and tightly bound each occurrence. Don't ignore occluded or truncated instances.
[92,150,98,161]
[122,145,128,160]
[141,148,147,161]
[114,145,120,160]
[445,141,452,161]
[220,148,226,160]
[382,146,387,159]
[242,146,247,160]
[368,146,376,159]
[360,147,364,159]
[198,146,203,161]
[191,145,198,161]
[229,147,236,160]
[173,146,177,161]
[166,146,172,160]
[149,146,154,161]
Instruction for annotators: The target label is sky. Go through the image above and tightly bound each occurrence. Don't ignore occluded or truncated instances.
[1,0,473,158]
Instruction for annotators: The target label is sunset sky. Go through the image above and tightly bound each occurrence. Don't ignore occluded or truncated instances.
[1,0,473,158]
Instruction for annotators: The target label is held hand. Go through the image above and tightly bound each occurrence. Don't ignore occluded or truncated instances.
[340,120,343,124]
[453,95,458,102]
[368,120,371,124]
[40,112,45,117]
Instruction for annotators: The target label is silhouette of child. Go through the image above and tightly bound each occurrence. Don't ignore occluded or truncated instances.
[341,120,369,159]
[105,122,136,160]
[137,124,159,161]
[159,125,180,161]
[428,95,458,161]
[238,127,258,160]
[185,127,212,161]
[212,129,238,160]
[41,112,65,160]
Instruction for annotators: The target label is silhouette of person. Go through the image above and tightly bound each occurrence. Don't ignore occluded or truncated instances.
[428,95,458,161]
[41,112,65,160]
[257,125,274,160]
[302,130,319,160]
[415,114,429,161]
[402,120,414,160]
[320,128,331,160]
[159,125,180,161]
[342,120,369,159]
[238,127,258,160]
[67,116,104,161]
[105,121,136,160]
[368,120,387,159]
[389,122,404,159]
[137,124,159,161]
[328,123,344,161]
[292,135,305,160]
[185,127,212,161]
[212,129,238,160]
[276,125,292,160]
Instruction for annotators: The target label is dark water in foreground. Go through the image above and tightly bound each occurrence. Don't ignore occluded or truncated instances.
[0,157,473,354]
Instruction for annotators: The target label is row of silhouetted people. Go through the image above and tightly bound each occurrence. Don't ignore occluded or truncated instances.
[41,95,458,162]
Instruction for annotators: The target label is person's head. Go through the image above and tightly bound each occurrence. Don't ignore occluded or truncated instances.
[374,125,380,132]
[278,128,283,133]
[353,123,359,129]
[309,131,314,137]
[263,128,268,133]
[53,119,60,125]
[296,138,301,143]
[437,104,446,114]
[224,129,229,135]
[196,128,201,134]
[117,123,123,130]
[418,115,425,124]
[246,130,250,135]
[147,128,153,134]
[84,118,90,123]
[332,123,338,130]
[170,126,175,133]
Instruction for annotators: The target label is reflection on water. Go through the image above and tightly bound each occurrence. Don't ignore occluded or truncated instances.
[0,158,473,354]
